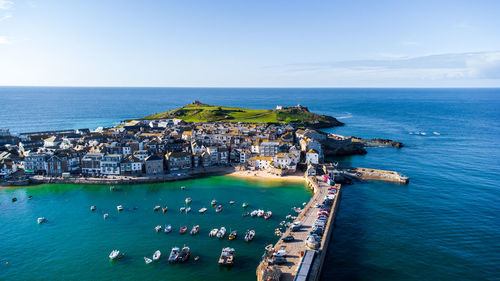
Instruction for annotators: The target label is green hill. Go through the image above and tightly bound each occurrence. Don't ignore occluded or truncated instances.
[142,102,343,128]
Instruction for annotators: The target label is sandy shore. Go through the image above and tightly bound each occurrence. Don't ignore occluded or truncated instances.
[228,170,305,182]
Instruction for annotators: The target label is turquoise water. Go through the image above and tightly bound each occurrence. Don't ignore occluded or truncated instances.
[1,87,499,280]
[0,176,311,281]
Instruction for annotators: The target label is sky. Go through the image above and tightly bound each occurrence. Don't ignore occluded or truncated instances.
[0,0,499,87]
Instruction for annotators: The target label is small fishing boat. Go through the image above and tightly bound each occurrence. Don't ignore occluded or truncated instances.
[218,247,235,266]
[250,210,258,217]
[165,224,172,233]
[178,246,191,262]
[103,213,109,219]
[209,228,219,237]
[152,250,161,261]
[257,210,265,217]
[245,230,255,242]
[264,211,272,220]
[162,206,168,213]
[90,205,96,211]
[37,217,47,224]
[242,202,248,208]
[28,195,33,200]
[264,244,273,252]
[228,230,237,240]
[12,197,17,202]
[199,207,207,213]
[180,207,186,212]
[154,205,161,211]
[179,226,188,234]
[211,199,217,206]
[185,197,192,204]
[216,205,223,213]
[117,205,123,211]
[186,207,191,213]
[168,247,180,263]
[229,200,235,205]
[154,225,162,232]
[190,225,199,235]
[216,227,226,239]
[194,256,199,261]
[181,186,185,190]
[109,250,123,260]
[144,257,153,264]
[242,212,249,217]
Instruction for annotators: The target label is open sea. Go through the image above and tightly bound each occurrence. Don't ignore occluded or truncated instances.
[1,87,499,281]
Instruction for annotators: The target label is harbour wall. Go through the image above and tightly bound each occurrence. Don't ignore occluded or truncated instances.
[342,167,409,184]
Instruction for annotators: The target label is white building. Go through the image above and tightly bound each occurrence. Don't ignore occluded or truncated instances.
[100,154,122,175]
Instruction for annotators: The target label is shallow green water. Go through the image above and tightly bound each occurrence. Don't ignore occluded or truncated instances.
[0,176,311,281]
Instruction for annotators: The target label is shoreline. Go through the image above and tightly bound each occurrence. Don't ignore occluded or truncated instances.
[227,170,306,183]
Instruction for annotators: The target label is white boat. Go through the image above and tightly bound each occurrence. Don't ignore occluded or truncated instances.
[216,205,223,213]
[199,207,207,213]
[180,207,186,212]
[185,197,192,204]
[186,207,191,213]
[273,250,287,257]
[209,228,219,237]
[264,211,272,219]
[144,257,153,264]
[245,230,255,242]
[190,225,199,235]
[117,205,123,211]
[155,225,162,232]
[103,213,109,219]
[250,210,258,217]
[218,247,235,266]
[257,209,264,217]
[90,205,96,211]
[165,224,172,233]
[154,205,161,211]
[37,217,47,224]
[229,200,235,205]
[217,227,226,239]
[242,202,248,208]
[109,250,123,260]
[211,199,217,206]
[152,250,161,261]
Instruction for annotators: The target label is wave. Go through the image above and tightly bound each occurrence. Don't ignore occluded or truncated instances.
[336,112,353,120]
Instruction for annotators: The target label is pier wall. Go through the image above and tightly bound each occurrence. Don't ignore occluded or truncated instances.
[343,167,409,184]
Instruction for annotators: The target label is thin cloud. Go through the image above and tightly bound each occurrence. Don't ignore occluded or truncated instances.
[0,36,11,44]
[274,51,500,82]
[0,12,12,21]
[0,0,13,10]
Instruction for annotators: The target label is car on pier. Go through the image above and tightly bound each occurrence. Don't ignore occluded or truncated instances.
[268,257,287,265]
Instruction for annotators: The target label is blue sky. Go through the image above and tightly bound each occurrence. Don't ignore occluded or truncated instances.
[0,0,499,87]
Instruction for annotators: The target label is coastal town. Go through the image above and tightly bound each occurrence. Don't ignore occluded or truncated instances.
[0,103,406,187]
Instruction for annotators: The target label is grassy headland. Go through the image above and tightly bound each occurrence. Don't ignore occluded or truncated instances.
[142,102,343,128]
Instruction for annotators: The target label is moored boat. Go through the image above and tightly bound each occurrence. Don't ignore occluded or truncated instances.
[165,224,172,233]
[90,205,96,211]
[152,250,161,261]
[245,230,255,242]
[154,205,161,211]
[168,247,180,263]
[229,200,235,205]
[198,207,207,213]
[242,212,249,217]
[12,197,17,202]
[209,228,218,237]
[250,210,258,217]
[185,197,192,204]
[216,227,226,239]
[211,199,217,206]
[264,211,272,219]
[190,225,199,235]
[179,226,188,234]
[178,246,191,262]
[180,207,186,212]
[37,217,47,224]
[144,257,152,264]
[103,213,109,219]
[109,250,123,260]
[162,206,168,213]
[257,209,264,217]
[186,207,191,213]
[242,202,248,208]
[218,247,235,266]
[216,205,223,213]
[228,230,237,240]
[117,205,123,211]
[154,225,162,232]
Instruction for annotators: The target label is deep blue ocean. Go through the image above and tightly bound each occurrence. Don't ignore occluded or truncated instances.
[1,87,499,280]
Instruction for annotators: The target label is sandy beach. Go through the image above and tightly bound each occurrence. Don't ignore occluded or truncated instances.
[228,170,305,182]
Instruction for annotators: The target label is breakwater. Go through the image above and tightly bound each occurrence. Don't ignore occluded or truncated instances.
[256,176,342,281]
[343,167,409,183]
